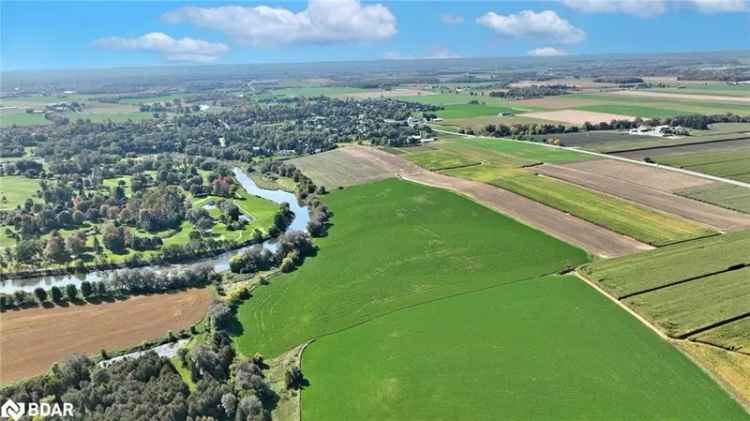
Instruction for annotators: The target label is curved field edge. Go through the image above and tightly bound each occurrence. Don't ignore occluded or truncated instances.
[232,178,589,358]
[300,275,748,421]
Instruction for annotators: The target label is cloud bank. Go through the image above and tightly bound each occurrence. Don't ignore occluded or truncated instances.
[477,10,585,44]
[163,0,396,47]
[94,32,229,63]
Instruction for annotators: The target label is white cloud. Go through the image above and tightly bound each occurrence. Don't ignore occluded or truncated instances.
[527,47,568,57]
[163,0,396,47]
[94,32,229,63]
[690,0,748,13]
[562,0,667,17]
[477,10,585,44]
[440,14,464,24]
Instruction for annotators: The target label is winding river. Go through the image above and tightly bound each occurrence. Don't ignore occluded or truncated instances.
[0,168,309,294]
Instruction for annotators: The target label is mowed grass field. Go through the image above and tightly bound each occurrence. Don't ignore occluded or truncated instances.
[0,175,41,210]
[582,229,750,298]
[624,267,750,338]
[655,149,750,182]
[233,179,590,358]
[491,173,715,246]
[302,275,749,421]
[677,183,750,214]
[694,317,750,351]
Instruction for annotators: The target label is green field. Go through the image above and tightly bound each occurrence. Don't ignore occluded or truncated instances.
[693,317,750,351]
[492,173,715,246]
[404,149,480,170]
[677,183,750,214]
[66,111,153,123]
[233,179,589,358]
[302,274,749,420]
[582,230,750,298]
[569,93,750,116]
[655,149,750,181]
[435,103,514,119]
[0,111,51,127]
[0,176,41,210]
[624,267,750,338]
[575,104,685,118]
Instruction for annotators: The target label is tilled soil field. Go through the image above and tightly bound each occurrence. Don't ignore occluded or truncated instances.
[0,288,210,384]
[534,162,750,232]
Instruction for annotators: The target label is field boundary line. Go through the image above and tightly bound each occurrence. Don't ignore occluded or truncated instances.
[619,264,748,300]
[688,337,750,357]
[677,313,750,340]
[303,271,564,351]
[296,339,314,421]
[576,271,750,413]
[430,127,750,189]
[574,270,669,341]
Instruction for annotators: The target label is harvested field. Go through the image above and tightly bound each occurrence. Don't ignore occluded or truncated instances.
[678,183,750,214]
[582,230,750,298]
[534,162,750,232]
[679,342,750,409]
[624,267,750,338]
[403,170,652,257]
[654,148,750,182]
[523,109,635,125]
[616,137,750,160]
[290,146,415,188]
[0,288,210,384]
[549,159,712,192]
[492,173,716,246]
[404,149,480,171]
[611,90,750,104]
[694,317,750,352]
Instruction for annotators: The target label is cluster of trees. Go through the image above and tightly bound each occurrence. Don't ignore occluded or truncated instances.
[1,96,431,167]
[592,77,644,84]
[488,84,570,99]
[0,266,217,311]
[229,230,315,274]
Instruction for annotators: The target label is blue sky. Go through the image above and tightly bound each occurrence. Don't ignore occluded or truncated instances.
[2,1,749,70]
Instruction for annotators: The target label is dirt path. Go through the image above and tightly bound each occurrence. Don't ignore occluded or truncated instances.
[0,288,210,384]
[535,163,750,232]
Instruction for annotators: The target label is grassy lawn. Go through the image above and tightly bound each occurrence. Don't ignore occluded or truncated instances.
[582,229,750,298]
[233,179,589,358]
[0,175,41,210]
[492,173,715,246]
[624,267,750,337]
[302,275,748,421]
